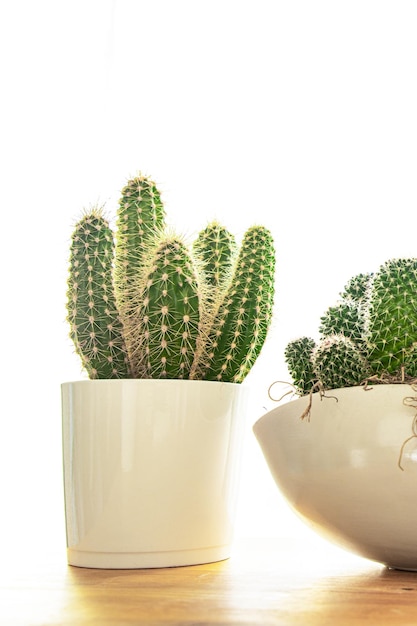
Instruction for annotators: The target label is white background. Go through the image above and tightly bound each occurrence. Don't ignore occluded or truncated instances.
[2,0,417,559]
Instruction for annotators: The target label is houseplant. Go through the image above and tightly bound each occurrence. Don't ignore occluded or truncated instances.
[254,258,417,570]
[63,172,276,568]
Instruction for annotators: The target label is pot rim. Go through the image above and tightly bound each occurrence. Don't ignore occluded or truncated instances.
[61,378,245,387]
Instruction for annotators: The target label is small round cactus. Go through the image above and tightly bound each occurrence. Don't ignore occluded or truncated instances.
[312,335,369,390]
[284,337,317,395]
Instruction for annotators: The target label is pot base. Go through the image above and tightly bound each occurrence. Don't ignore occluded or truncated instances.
[67,544,231,569]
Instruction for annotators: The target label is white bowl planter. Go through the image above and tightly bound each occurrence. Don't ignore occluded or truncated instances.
[62,379,249,569]
[253,384,417,571]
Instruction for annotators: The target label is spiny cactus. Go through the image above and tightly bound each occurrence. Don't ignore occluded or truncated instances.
[124,234,203,379]
[284,261,417,393]
[67,173,276,383]
[196,226,276,383]
[312,335,369,390]
[114,175,166,330]
[319,299,366,347]
[367,258,417,375]
[115,175,165,290]
[193,221,237,291]
[66,209,131,379]
[284,337,317,395]
[339,272,373,302]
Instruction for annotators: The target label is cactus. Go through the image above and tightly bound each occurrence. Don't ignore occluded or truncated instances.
[312,335,369,390]
[340,272,373,302]
[193,221,237,291]
[124,235,203,379]
[114,175,166,332]
[284,337,317,395]
[367,258,417,375]
[319,299,366,347]
[66,174,276,383]
[285,259,417,393]
[196,226,276,383]
[115,174,165,293]
[317,272,372,350]
[66,209,130,379]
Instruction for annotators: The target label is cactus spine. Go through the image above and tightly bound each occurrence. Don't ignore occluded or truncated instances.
[67,174,276,383]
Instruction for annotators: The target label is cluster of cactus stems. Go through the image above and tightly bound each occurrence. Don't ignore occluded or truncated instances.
[67,174,276,383]
[285,260,417,394]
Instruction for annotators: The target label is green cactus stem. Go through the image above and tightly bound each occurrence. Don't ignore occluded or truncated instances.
[199,226,275,383]
[114,174,165,314]
[192,221,237,291]
[125,235,202,379]
[367,258,417,376]
[284,337,317,395]
[312,335,369,390]
[66,209,130,379]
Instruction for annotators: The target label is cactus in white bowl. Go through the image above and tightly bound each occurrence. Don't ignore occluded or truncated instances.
[284,259,417,394]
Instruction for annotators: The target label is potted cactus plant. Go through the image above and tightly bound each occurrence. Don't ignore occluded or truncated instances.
[254,258,417,570]
[62,173,275,569]
[283,262,417,397]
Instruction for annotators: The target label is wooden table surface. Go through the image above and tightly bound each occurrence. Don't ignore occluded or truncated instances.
[3,536,417,626]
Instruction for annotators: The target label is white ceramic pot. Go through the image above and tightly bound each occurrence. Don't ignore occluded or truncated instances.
[253,384,417,570]
[62,379,249,569]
